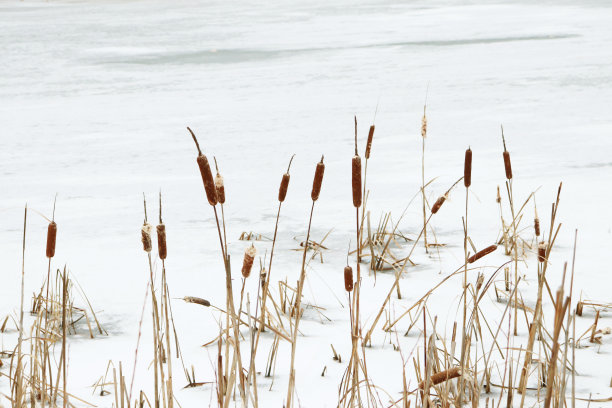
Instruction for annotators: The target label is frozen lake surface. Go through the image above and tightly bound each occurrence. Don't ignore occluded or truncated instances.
[1,0,612,406]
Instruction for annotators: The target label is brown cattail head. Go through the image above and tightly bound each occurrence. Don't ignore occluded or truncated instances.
[352,155,362,208]
[365,125,375,159]
[279,173,290,202]
[141,223,152,253]
[503,151,513,180]
[538,242,547,263]
[156,224,167,260]
[496,185,501,203]
[215,173,225,204]
[534,217,540,237]
[464,148,472,188]
[197,154,218,206]
[467,244,497,263]
[431,194,447,214]
[311,156,325,201]
[344,266,354,292]
[242,245,256,278]
[46,221,57,258]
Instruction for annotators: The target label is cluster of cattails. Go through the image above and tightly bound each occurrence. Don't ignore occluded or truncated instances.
[538,242,547,263]
[46,221,57,258]
[242,245,256,278]
[467,244,497,264]
[344,266,354,292]
[464,148,472,188]
[311,156,325,202]
[365,125,375,159]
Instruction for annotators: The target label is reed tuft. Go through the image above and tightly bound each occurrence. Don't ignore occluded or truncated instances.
[46,221,57,258]
[464,148,472,188]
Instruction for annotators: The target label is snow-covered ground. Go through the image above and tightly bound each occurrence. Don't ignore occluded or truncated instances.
[1,0,612,406]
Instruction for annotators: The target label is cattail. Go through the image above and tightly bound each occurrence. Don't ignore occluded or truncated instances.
[431,194,446,214]
[311,156,325,201]
[46,221,57,258]
[215,173,225,204]
[183,296,211,307]
[496,186,501,203]
[534,217,540,237]
[188,127,218,206]
[421,114,427,138]
[419,367,461,389]
[344,266,354,292]
[503,151,512,180]
[141,223,152,252]
[467,244,497,263]
[352,155,362,208]
[197,155,218,206]
[242,245,256,278]
[157,224,167,260]
[538,242,547,263]
[279,173,290,202]
[464,148,472,188]
[365,125,375,159]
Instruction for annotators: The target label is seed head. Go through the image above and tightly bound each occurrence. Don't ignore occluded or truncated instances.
[157,224,167,260]
[344,266,354,292]
[311,156,325,202]
[141,223,152,253]
[464,148,472,188]
[242,245,256,278]
[46,221,57,258]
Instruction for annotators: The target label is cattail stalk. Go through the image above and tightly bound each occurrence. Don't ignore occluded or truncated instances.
[286,156,325,408]
[421,106,429,252]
